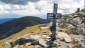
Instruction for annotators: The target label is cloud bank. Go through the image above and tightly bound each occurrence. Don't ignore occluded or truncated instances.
[0,0,39,5]
[0,0,84,18]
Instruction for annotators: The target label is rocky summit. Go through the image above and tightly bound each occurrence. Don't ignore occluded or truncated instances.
[0,8,85,48]
[2,31,85,48]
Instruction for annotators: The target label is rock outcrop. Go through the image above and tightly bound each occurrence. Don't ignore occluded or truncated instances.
[1,8,85,48]
[57,9,85,35]
[57,32,72,42]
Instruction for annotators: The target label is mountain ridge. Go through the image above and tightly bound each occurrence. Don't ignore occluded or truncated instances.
[0,16,50,39]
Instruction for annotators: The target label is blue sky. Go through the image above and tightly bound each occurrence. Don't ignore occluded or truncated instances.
[73,0,80,2]
[0,0,84,19]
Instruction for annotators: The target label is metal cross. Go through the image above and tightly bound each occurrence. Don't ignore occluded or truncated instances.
[46,4,58,48]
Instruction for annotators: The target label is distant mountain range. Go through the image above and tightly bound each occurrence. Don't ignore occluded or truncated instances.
[0,18,16,24]
[0,13,22,24]
[0,16,50,39]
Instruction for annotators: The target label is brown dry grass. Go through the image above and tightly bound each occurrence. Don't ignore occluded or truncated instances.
[0,25,40,46]
[0,25,71,48]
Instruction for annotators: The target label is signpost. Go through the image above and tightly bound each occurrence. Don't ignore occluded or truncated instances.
[47,4,58,48]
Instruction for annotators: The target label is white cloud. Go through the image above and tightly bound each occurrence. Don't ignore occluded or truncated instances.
[0,5,4,10]
[0,0,84,18]
[79,0,84,9]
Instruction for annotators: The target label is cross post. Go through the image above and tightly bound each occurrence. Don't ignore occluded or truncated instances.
[47,4,58,48]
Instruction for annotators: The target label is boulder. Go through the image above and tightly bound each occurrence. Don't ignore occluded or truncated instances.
[28,45,35,48]
[57,32,72,42]
[39,39,47,47]
[30,35,40,40]
[13,45,19,48]
[34,45,42,48]
[23,34,48,47]
[26,43,31,46]
[2,42,11,48]
[58,44,68,48]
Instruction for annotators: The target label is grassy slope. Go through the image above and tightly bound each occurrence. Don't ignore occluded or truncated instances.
[0,24,70,48]
[0,25,40,45]
[0,24,51,48]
